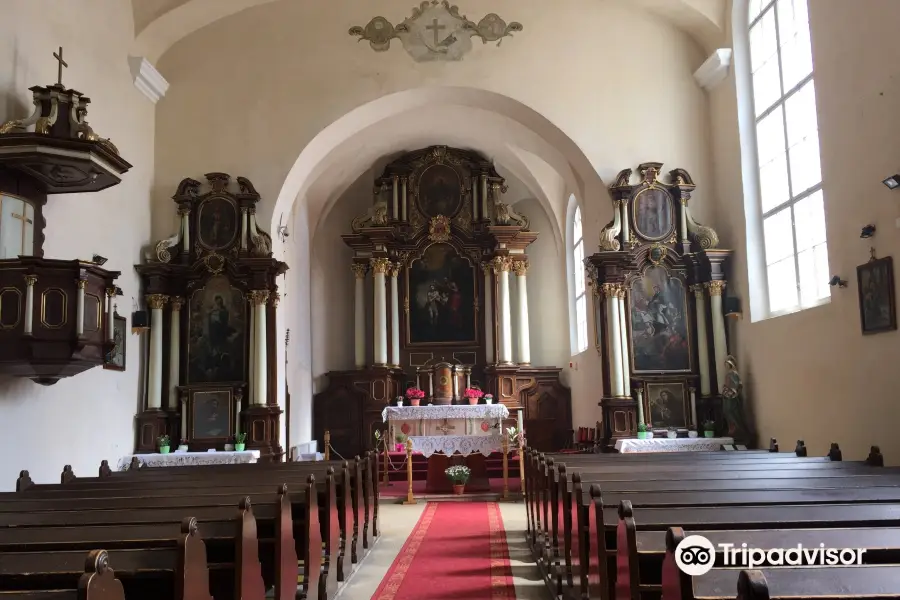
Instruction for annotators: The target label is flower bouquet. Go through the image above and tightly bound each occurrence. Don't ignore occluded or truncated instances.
[405,387,426,406]
[463,387,483,405]
[445,465,471,494]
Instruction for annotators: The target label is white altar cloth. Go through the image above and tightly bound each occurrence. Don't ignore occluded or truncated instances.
[117,450,260,470]
[382,404,510,458]
[614,437,734,454]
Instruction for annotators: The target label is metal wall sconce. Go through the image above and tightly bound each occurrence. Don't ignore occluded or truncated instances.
[861,224,876,238]
[883,174,900,189]
[829,275,848,288]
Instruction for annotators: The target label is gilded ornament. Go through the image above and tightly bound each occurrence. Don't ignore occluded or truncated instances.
[351,263,368,279]
[146,294,169,310]
[270,292,281,308]
[601,283,618,298]
[648,244,667,266]
[370,257,392,274]
[170,297,185,311]
[690,284,705,296]
[492,256,512,272]
[428,215,452,242]
[389,262,402,277]
[481,261,494,275]
[23,275,38,286]
[75,279,87,290]
[511,259,528,277]
[105,287,116,298]
[705,280,727,296]
[250,290,270,305]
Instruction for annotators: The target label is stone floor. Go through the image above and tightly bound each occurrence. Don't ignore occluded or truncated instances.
[335,501,550,600]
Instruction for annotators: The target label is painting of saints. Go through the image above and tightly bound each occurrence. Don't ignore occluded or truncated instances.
[857,257,897,333]
[630,266,690,372]
[188,276,246,383]
[418,164,462,218]
[646,385,687,428]
[408,243,476,344]
[193,392,231,439]
[198,197,238,249]
[633,188,673,240]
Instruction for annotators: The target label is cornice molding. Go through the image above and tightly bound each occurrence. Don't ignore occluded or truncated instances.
[693,48,733,91]
[128,56,170,104]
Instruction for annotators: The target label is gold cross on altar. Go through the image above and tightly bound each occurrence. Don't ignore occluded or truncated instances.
[53,47,68,86]
[426,18,446,46]
[436,419,456,435]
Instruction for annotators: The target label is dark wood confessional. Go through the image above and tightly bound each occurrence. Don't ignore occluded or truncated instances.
[313,146,572,459]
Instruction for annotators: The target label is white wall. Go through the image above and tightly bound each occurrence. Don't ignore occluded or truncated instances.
[0,1,155,489]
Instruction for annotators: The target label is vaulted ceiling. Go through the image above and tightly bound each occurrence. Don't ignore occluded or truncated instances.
[130,0,727,63]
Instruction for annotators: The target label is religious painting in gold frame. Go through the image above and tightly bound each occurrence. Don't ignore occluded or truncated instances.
[631,187,675,242]
[644,381,687,429]
[628,265,691,373]
[416,164,462,219]
[406,243,478,345]
[197,195,239,250]
[190,388,233,442]
[187,276,247,384]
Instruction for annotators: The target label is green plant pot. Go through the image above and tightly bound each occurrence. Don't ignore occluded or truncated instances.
[704,431,715,438]
[159,446,170,454]
[637,431,647,440]
[235,443,246,452]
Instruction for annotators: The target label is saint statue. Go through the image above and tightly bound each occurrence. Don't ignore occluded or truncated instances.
[721,355,751,444]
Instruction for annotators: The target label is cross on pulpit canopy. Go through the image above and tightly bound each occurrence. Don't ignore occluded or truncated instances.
[426,18,446,46]
[0,195,35,258]
[53,46,68,86]
[436,419,456,435]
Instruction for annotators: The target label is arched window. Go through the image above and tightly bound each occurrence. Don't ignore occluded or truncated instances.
[737,0,828,316]
[571,204,588,354]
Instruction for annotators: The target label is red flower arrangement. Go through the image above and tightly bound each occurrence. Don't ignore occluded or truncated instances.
[405,387,425,399]
[463,388,484,399]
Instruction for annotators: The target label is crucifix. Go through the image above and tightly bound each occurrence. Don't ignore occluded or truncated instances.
[426,18,446,46]
[436,419,456,435]
[53,47,68,86]
[10,211,34,254]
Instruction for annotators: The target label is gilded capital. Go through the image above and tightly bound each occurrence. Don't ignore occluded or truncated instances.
[370,257,391,274]
[177,207,191,217]
[146,294,169,310]
[600,283,619,298]
[481,261,494,275]
[492,256,512,272]
[689,283,704,297]
[23,274,38,286]
[705,280,727,296]
[75,279,87,290]
[511,258,529,277]
[270,292,281,308]
[351,263,367,279]
[170,297,185,311]
[250,290,270,305]
[389,262,402,278]
[615,286,627,300]
[105,287,116,298]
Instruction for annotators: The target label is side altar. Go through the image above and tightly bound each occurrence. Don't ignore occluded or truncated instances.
[313,145,572,459]
[382,404,511,494]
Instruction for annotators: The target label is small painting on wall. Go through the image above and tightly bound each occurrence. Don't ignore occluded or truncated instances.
[191,389,232,441]
[645,382,687,429]
[103,313,127,371]
[857,256,897,334]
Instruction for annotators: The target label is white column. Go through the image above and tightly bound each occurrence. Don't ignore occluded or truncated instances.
[512,259,531,365]
[482,263,494,364]
[248,298,256,405]
[371,258,390,366]
[252,290,269,406]
[180,395,189,442]
[168,298,183,410]
[146,294,168,410]
[75,279,86,337]
[451,366,459,400]
[391,175,399,221]
[692,285,711,397]
[472,182,479,221]
[23,275,37,336]
[635,388,645,425]
[689,387,698,429]
[620,200,630,245]
[707,281,728,393]
[181,208,190,254]
[240,208,249,251]
[401,177,408,222]
[495,257,513,364]
[481,174,489,221]
[389,262,401,368]
[105,287,115,342]
[352,263,367,369]
[234,392,243,437]
[680,199,689,242]
[604,285,624,397]
[616,290,630,397]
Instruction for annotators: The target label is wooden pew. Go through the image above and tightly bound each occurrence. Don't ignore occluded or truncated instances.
[0,521,212,600]
[0,550,127,600]
[0,485,321,600]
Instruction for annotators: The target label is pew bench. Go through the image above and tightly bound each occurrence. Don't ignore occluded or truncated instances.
[0,551,127,600]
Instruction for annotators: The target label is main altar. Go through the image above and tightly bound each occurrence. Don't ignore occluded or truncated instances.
[312,145,572,460]
[383,404,511,493]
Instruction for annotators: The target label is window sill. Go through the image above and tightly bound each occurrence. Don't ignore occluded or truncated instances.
[759,295,831,321]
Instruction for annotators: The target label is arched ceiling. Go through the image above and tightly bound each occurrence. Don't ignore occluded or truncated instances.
[131,0,726,63]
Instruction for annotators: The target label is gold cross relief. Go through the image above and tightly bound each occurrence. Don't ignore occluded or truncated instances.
[436,419,456,435]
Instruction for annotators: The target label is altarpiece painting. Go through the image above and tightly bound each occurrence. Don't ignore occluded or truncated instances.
[645,381,687,429]
[630,265,691,372]
[187,275,246,383]
[408,243,477,344]
[858,256,897,334]
[417,164,462,218]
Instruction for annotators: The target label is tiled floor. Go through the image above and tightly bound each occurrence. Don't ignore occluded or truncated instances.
[335,501,550,600]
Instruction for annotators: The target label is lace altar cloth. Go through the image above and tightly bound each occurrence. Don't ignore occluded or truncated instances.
[117,450,261,470]
[614,437,735,454]
[381,404,509,421]
[409,434,506,458]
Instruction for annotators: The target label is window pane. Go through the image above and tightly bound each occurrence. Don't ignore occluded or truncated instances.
[759,152,790,213]
[574,240,584,296]
[575,295,587,353]
[788,135,821,196]
[756,107,786,165]
[753,59,782,116]
[573,206,582,242]
[797,242,829,305]
[779,25,813,91]
[784,81,818,146]
[763,208,794,265]
[793,190,826,252]
[749,0,772,23]
[767,258,799,312]
[750,11,778,73]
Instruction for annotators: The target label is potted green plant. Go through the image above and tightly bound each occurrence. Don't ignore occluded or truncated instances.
[234,432,247,452]
[484,394,494,405]
[445,465,471,495]
[395,433,407,452]
[158,434,171,454]
[637,423,650,440]
[702,420,716,438]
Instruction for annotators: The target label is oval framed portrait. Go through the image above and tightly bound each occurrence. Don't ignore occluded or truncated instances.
[417,164,462,219]
[632,187,675,241]
[197,196,239,250]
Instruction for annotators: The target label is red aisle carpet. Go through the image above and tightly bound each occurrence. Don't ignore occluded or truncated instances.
[371,502,516,600]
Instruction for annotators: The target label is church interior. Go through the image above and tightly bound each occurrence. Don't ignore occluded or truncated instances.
[2,0,900,599]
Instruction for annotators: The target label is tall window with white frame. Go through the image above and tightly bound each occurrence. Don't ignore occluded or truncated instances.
[572,205,588,353]
[748,0,828,314]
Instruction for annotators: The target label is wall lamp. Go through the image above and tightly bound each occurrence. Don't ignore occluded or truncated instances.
[883,174,900,189]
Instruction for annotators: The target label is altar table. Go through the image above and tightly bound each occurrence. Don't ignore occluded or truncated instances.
[614,437,734,454]
[382,404,510,492]
[117,450,260,470]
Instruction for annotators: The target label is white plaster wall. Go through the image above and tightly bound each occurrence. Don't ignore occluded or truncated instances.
[0,1,155,489]
[710,0,900,461]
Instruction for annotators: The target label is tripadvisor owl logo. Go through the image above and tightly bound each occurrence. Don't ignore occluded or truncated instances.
[675,535,716,576]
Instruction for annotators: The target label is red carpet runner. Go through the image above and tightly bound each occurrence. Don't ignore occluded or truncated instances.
[371,502,516,600]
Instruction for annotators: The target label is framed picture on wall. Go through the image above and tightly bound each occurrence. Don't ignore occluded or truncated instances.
[103,313,126,371]
[644,381,687,429]
[857,256,897,335]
